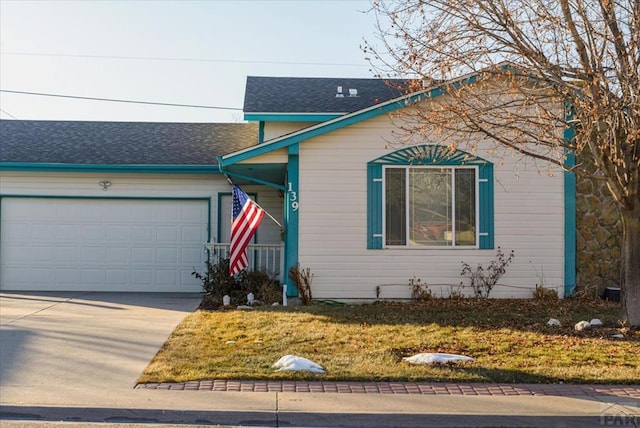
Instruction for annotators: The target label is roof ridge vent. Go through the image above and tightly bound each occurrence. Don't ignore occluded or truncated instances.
[336,86,344,98]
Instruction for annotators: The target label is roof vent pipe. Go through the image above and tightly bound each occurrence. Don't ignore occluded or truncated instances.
[336,86,344,98]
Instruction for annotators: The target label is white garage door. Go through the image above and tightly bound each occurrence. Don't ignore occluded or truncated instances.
[0,198,208,292]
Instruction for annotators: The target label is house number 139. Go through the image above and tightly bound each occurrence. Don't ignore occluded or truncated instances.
[288,182,299,211]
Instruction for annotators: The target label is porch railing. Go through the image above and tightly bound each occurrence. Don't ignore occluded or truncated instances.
[204,242,285,283]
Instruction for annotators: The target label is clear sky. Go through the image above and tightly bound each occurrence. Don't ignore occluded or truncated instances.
[0,0,384,123]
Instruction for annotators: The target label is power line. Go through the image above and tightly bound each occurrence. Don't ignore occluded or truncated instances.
[0,90,243,111]
[0,108,18,119]
[0,51,369,68]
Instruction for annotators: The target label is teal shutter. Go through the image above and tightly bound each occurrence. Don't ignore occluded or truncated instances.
[478,163,494,249]
[367,164,383,249]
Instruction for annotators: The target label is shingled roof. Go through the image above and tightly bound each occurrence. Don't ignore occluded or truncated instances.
[0,120,257,165]
[243,76,414,114]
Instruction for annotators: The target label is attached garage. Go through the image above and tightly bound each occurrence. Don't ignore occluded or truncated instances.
[0,120,261,293]
[0,197,209,292]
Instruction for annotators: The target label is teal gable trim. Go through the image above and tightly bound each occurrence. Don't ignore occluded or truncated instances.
[367,144,494,250]
[244,113,342,122]
[563,108,577,297]
[0,162,220,174]
[284,144,299,296]
[222,91,436,167]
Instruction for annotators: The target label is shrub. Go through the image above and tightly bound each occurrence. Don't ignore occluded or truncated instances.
[532,284,559,301]
[461,247,515,298]
[192,258,282,308]
[289,264,313,305]
[410,276,433,301]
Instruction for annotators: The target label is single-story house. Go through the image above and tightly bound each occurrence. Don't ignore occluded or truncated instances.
[0,70,576,299]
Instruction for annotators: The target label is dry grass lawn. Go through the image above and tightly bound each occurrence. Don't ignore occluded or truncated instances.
[139,299,640,384]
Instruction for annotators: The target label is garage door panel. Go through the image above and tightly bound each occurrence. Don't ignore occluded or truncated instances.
[132,226,153,241]
[57,224,81,241]
[34,223,57,241]
[106,225,130,241]
[82,224,104,240]
[157,248,178,264]
[106,247,129,263]
[107,270,128,285]
[157,225,179,241]
[1,198,207,292]
[81,269,105,284]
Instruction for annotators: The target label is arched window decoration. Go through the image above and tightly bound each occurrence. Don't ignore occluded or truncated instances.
[367,144,494,249]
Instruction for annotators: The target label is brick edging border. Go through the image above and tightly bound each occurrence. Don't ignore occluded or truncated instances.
[135,380,640,397]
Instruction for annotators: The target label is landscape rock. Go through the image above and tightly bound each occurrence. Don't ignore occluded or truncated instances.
[236,305,255,310]
[589,318,604,327]
[547,318,561,327]
[574,320,591,331]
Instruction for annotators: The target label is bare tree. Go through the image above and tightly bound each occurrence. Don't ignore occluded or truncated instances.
[365,0,639,326]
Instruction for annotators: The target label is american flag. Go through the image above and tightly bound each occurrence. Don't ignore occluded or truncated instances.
[229,185,265,276]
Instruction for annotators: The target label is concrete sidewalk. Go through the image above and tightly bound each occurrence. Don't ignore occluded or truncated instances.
[1,292,638,427]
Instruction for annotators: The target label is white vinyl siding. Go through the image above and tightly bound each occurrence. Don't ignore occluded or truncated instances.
[296,114,565,300]
[263,122,320,142]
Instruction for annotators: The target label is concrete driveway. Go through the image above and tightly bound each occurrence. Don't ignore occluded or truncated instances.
[0,292,202,404]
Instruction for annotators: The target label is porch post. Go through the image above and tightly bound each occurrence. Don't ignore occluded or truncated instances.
[284,143,299,297]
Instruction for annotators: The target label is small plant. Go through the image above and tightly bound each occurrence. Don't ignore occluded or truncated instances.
[532,284,559,301]
[448,284,466,300]
[289,264,314,305]
[461,247,515,298]
[410,276,433,301]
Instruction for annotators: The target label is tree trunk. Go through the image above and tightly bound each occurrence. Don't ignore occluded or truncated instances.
[621,206,640,328]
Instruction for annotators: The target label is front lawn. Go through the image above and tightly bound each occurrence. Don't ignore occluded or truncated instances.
[138,299,639,384]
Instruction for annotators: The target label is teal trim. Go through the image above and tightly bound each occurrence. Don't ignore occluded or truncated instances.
[369,144,490,166]
[258,121,265,144]
[563,107,577,297]
[478,164,495,249]
[218,168,287,191]
[244,113,342,122]
[367,164,383,249]
[0,162,220,174]
[284,144,299,296]
[366,144,494,249]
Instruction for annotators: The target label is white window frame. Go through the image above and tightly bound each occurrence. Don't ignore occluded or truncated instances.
[382,165,480,249]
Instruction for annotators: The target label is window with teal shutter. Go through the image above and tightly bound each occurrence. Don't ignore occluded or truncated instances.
[367,144,494,249]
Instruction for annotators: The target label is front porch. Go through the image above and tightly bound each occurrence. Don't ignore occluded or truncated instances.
[205,242,285,284]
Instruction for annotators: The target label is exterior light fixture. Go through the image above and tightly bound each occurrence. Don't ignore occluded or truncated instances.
[99,180,112,191]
